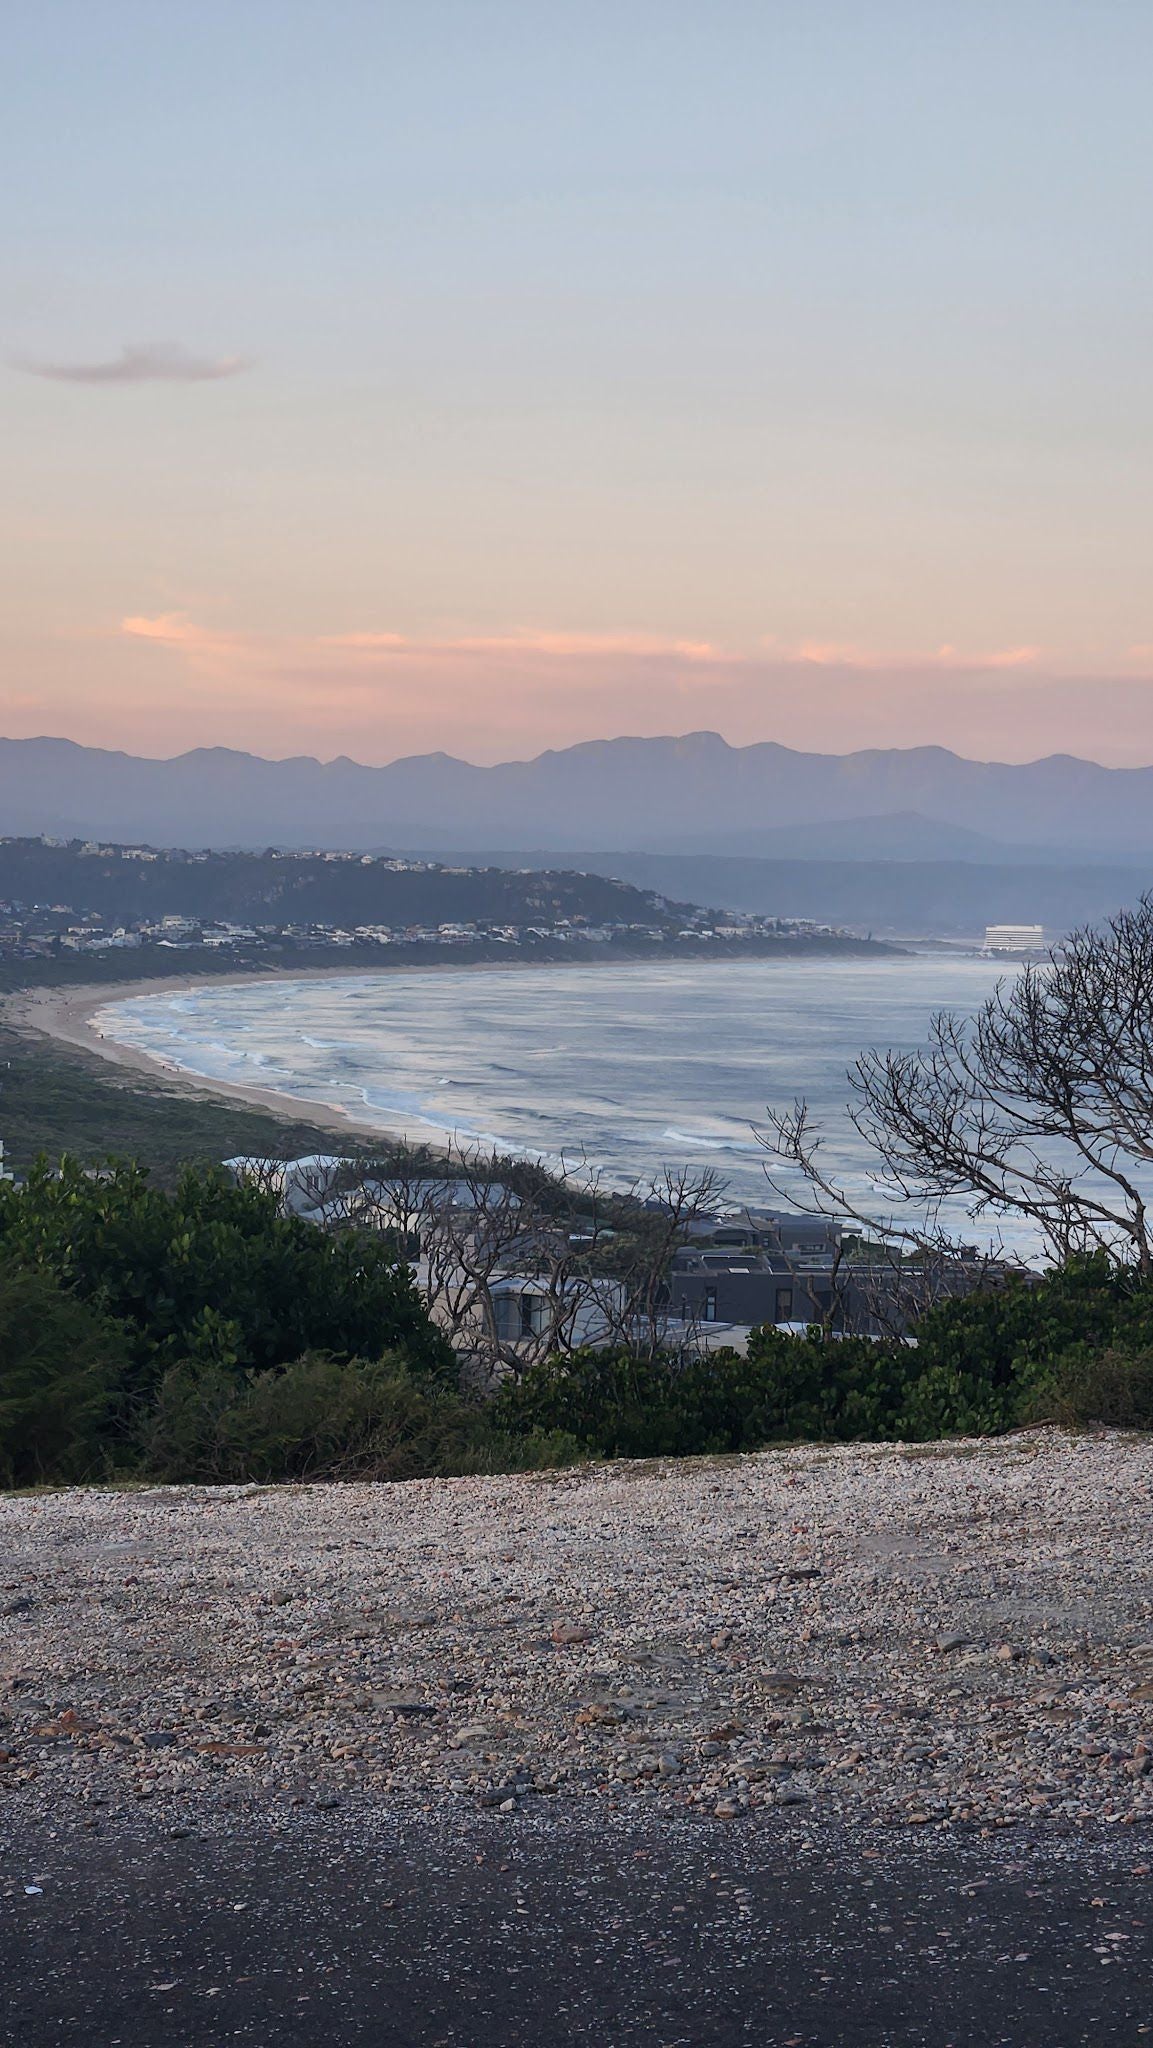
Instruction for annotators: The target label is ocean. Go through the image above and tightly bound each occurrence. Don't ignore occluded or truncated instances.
[92,952,1025,1244]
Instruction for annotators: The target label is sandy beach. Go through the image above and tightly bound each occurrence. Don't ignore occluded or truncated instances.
[4,969,447,1154]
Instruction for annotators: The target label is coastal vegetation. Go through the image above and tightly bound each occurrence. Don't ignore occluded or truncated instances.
[0,1161,452,1487]
[0,1018,388,1182]
[490,1256,1153,1456]
[1,1158,1149,1488]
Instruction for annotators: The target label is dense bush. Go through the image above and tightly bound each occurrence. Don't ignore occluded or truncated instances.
[6,1160,1153,1491]
[0,1157,459,1486]
[0,1159,451,1391]
[906,1255,1153,1430]
[139,1351,577,1484]
[1042,1346,1153,1430]
[491,1260,1153,1455]
[490,1335,921,1455]
[489,1325,1028,1457]
[0,1259,132,1486]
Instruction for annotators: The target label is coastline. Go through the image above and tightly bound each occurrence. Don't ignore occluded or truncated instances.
[3,943,918,1165]
[5,968,449,1154]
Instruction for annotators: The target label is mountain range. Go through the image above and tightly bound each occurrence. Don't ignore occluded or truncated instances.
[4,732,1153,859]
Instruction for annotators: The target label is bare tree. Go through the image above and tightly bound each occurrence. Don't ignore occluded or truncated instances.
[231,1139,727,1375]
[763,897,1153,1273]
[407,1150,726,1376]
[576,1162,728,1360]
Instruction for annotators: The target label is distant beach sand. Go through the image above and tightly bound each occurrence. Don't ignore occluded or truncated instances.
[5,950,796,1156]
[5,968,443,1153]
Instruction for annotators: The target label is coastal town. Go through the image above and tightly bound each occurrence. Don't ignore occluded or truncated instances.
[0,836,866,965]
[0,898,838,962]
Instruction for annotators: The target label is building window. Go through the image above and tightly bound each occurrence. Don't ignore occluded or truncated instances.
[703,1286,718,1322]
[519,1294,543,1338]
[775,1287,793,1322]
[497,1292,545,1342]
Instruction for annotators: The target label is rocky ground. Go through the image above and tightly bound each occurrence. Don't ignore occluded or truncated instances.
[3,1429,1153,1835]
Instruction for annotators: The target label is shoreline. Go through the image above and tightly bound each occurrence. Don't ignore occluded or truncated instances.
[3,943,921,1164]
[5,967,455,1154]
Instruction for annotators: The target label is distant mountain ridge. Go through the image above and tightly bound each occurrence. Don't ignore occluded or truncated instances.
[3,731,1153,858]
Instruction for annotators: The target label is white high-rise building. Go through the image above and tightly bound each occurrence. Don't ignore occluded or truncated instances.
[983,924,1045,954]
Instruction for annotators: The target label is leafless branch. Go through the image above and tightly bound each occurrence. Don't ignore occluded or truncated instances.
[760,897,1153,1273]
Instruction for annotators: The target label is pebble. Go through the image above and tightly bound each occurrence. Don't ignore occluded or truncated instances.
[2,1430,1152,1833]
[448,1724,493,1748]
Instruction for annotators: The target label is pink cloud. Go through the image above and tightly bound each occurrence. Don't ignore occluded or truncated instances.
[85,610,1153,767]
[322,628,731,662]
[121,612,245,657]
[121,612,202,644]
[767,637,1043,673]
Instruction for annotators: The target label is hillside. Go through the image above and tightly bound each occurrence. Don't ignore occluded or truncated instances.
[0,840,693,933]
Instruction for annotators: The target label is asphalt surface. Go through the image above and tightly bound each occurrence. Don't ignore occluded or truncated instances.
[3,1809,1151,2046]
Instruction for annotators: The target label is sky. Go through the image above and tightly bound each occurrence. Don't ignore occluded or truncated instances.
[3,0,1153,767]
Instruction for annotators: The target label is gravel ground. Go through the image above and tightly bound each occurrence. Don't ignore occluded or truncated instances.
[3,1430,1153,1834]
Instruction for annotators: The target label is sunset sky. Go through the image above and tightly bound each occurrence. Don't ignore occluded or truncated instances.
[4,2,1153,766]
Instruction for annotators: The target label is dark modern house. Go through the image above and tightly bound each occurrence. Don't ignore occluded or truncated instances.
[667,1207,998,1337]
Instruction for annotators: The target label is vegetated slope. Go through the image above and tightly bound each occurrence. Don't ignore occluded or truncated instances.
[5,732,1153,855]
[0,1017,401,1182]
[0,841,696,930]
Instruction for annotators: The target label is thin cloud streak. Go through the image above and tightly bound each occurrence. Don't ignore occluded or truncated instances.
[116,613,1153,692]
[764,638,1044,673]
[325,629,732,662]
[15,342,251,384]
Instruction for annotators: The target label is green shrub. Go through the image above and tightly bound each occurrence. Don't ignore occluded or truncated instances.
[0,1259,131,1486]
[906,1254,1153,1428]
[139,1351,583,1484]
[0,1158,451,1392]
[13,1167,1153,1491]
[491,1292,1103,1457]
[491,1337,937,1457]
[1037,1345,1153,1430]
